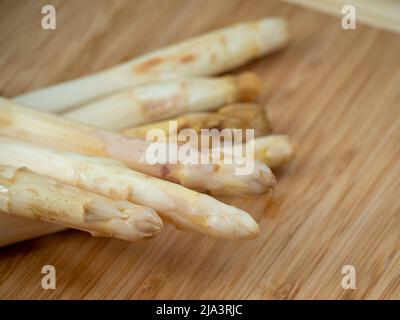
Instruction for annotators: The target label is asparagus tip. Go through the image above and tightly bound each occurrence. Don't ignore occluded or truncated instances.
[188,195,260,240]
[84,199,163,241]
[211,205,260,240]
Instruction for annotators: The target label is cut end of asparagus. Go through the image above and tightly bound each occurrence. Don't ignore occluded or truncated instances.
[83,199,163,241]
[234,72,262,102]
[189,195,260,240]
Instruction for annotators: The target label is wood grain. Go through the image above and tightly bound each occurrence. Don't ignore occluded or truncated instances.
[283,0,400,33]
[0,0,399,299]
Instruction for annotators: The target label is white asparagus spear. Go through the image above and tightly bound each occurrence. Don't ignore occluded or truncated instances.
[0,98,276,196]
[0,214,66,247]
[122,103,271,138]
[0,137,260,240]
[252,135,295,168]
[121,104,293,168]
[0,165,163,241]
[121,110,294,167]
[64,73,262,130]
[211,135,295,168]
[13,18,289,113]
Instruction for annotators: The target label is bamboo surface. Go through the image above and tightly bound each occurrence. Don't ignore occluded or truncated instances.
[0,0,399,299]
[283,0,400,33]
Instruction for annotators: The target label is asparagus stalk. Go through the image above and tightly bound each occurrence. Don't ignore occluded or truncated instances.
[212,135,295,168]
[0,165,163,241]
[0,137,260,240]
[64,74,262,130]
[0,98,276,196]
[252,135,295,168]
[13,17,289,113]
[0,214,66,247]
[122,107,294,167]
[122,103,271,138]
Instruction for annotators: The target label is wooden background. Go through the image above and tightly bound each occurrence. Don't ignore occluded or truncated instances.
[283,0,400,33]
[0,0,399,299]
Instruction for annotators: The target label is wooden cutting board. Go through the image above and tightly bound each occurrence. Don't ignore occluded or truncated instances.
[0,0,399,299]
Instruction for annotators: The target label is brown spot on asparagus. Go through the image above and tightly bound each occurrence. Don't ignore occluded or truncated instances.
[142,95,182,118]
[179,54,196,63]
[83,200,115,222]
[108,188,125,200]
[160,165,170,179]
[134,57,164,73]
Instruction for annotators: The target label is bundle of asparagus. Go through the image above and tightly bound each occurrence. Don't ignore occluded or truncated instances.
[1,17,295,245]
[0,98,276,196]
[0,165,163,241]
[14,18,289,112]
[122,104,294,168]
[122,103,272,138]
[0,138,259,240]
[63,73,262,130]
